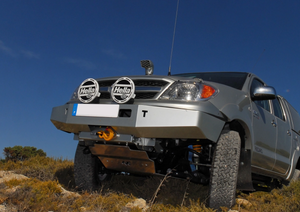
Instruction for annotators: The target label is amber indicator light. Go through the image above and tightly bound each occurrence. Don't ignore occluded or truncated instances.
[201,85,215,99]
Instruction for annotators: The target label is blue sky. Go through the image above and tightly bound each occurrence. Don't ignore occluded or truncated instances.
[0,1,299,159]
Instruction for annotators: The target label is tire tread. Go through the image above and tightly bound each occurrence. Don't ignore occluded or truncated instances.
[208,130,241,209]
[74,144,100,191]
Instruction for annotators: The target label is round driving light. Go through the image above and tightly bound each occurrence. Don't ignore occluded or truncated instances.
[78,78,100,103]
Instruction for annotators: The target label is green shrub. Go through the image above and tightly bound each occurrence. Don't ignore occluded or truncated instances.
[3,146,46,162]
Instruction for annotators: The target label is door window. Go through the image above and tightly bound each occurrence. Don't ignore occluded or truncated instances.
[272,98,285,121]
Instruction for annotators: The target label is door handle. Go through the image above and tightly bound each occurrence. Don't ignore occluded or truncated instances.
[287,130,291,136]
[271,120,277,127]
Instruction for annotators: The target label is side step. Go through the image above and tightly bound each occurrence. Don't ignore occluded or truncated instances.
[89,144,155,174]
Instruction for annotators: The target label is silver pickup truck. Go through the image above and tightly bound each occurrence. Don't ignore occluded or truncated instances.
[51,60,300,209]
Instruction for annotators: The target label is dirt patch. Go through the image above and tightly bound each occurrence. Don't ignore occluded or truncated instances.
[101,174,209,206]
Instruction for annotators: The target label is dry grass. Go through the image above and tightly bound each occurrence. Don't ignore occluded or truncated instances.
[1,178,133,212]
[0,156,75,189]
[1,156,300,211]
[232,180,300,212]
[101,174,209,207]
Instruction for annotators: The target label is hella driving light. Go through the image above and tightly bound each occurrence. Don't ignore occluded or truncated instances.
[160,81,216,101]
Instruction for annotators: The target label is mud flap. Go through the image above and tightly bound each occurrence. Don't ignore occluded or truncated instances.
[237,149,255,191]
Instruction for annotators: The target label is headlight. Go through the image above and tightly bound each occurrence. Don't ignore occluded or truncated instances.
[69,87,79,101]
[160,81,216,101]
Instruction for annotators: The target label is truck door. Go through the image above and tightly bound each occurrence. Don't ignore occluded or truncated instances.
[272,97,292,174]
[250,79,277,171]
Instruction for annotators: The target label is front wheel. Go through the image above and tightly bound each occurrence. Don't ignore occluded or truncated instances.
[207,130,241,210]
[74,143,110,191]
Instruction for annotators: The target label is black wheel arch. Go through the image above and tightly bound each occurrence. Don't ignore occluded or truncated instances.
[296,157,300,170]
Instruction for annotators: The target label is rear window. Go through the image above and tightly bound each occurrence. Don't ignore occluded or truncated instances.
[286,101,300,134]
[174,72,248,90]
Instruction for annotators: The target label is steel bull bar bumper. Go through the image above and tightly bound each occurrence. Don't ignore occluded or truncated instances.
[51,103,225,174]
[51,103,225,141]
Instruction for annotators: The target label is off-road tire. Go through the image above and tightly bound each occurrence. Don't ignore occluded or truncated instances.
[74,143,104,191]
[207,130,241,210]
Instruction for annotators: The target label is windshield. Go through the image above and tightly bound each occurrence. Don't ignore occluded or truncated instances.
[174,72,248,90]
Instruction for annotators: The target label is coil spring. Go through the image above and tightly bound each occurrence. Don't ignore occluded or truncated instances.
[193,144,202,153]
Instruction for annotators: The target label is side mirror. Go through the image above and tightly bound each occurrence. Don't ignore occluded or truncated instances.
[252,86,276,100]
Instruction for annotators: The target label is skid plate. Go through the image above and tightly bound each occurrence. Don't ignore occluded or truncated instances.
[89,144,155,174]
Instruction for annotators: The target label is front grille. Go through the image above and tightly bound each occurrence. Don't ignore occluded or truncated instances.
[135,92,157,99]
[100,92,158,99]
[98,80,168,87]
[100,93,111,99]
[98,80,115,87]
[97,79,170,100]
[134,80,168,87]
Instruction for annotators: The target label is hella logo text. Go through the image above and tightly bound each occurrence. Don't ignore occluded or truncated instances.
[113,87,131,94]
[80,87,95,95]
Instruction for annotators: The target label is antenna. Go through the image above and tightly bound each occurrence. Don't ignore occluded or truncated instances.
[168,0,180,76]
[251,49,265,72]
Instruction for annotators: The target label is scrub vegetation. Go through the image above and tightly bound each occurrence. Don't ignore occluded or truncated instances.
[3,146,46,162]
[0,154,300,211]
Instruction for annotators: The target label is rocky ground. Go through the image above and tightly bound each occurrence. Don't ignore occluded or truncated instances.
[0,170,255,212]
[0,171,80,212]
[0,171,154,212]
[1,169,298,212]
[0,171,26,212]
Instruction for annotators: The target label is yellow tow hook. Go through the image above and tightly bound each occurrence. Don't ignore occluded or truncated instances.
[97,127,115,141]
